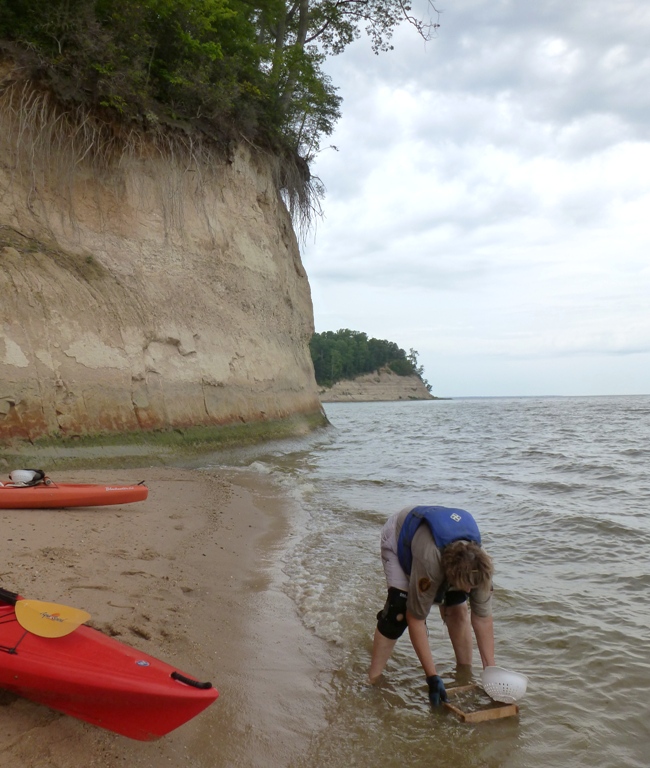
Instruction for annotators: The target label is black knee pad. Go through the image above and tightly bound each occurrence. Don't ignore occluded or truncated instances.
[376,587,408,639]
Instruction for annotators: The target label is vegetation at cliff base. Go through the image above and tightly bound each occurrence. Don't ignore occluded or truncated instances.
[0,0,439,171]
[310,328,431,389]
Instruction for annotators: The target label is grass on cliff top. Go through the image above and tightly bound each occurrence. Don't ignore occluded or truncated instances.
[1,412,329,471]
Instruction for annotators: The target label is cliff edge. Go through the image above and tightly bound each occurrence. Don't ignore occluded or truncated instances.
[0,73,324,446]
[319,369,434,402]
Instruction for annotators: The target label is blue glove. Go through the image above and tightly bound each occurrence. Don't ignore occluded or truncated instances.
[426,675,448,706]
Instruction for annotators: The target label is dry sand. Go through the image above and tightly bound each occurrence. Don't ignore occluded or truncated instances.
[0,468,331,767]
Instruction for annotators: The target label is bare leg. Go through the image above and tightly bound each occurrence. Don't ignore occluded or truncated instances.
[439,603,472,666]
[452,663,474,686]
[368,628,398,683]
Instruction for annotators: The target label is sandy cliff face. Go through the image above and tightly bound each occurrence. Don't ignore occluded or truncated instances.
[318,369,434,402]
[0,78,322,442]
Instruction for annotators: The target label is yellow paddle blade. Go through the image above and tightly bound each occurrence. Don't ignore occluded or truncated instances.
[15,599,91,638]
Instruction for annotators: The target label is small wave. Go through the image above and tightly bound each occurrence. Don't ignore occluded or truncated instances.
[550,461,624,478]
[522,449,570,459]
[326,477,388,488]
[529,481,584,493]
[612,573,650,593]
[247,460,273,474]
[558,514,650,543]
[620,448,650,457]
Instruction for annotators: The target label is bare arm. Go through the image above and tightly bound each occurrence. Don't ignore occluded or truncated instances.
[471,613,495,668]
[406,610,437,677]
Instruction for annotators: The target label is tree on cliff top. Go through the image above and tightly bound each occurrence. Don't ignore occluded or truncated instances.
[310,329,432,390]
[0,0,440,175]
[257,0,440,162]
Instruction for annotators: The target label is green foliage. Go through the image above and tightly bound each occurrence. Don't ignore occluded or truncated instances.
[0,0,270,138]
[310,328,428,387]
[387,357,414,376]
[268,44,341,162]
[0,0,437,176]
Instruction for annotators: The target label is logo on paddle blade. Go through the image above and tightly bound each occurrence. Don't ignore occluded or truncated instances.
[40,611,65,623]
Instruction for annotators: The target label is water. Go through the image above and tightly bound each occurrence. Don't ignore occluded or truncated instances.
[210,396,650,767]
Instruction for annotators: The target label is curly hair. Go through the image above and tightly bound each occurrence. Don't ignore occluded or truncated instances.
[441,540,493,591]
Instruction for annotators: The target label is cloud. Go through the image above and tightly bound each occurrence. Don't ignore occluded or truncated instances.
[302,0,650,396]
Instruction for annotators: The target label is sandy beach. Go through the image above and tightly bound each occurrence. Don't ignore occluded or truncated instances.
[0,467,331,768]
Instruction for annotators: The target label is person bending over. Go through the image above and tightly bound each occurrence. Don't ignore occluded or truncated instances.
[368,505,495,706]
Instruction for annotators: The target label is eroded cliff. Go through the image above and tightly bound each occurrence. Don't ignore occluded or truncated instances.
[0,74,324,446]
[318,369,434,402]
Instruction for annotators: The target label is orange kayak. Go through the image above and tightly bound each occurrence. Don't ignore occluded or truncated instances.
[0,481,148,509]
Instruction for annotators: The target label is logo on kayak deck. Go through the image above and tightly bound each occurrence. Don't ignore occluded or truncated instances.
[450,513,462,522]
[105,486,135,491]
[40,611,64,623]
[136,660,150,667]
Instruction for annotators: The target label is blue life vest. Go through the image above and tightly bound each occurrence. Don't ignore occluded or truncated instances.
[397,506,481,575]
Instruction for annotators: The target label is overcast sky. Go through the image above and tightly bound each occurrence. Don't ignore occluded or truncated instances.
[301,0,650,397]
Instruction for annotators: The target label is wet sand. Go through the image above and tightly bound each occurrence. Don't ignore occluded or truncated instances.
[0,468,331,767]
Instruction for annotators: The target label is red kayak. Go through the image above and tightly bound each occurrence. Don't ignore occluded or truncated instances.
[0,589,218,740]
[0,480,148,509]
